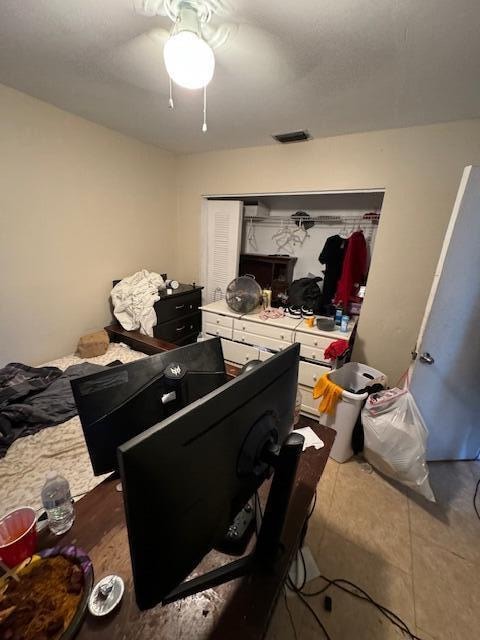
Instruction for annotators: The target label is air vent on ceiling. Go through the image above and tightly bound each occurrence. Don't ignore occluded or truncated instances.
[272,130,312,144]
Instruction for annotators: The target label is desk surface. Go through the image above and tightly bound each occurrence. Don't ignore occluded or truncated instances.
[40,420,333,640]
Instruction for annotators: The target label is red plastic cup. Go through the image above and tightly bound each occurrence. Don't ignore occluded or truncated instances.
[0,506,37,568]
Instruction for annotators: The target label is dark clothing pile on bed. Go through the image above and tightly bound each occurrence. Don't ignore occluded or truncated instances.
[0,361,110,458]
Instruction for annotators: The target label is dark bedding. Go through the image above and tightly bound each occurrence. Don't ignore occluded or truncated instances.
[0,362,108,458]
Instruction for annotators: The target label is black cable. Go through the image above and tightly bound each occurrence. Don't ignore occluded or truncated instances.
[283,588,298,640]
[288,585,332,640]
[474,477,480,520]
[300,575,424,640]
[297,547,307,591]
[308,489,317,518]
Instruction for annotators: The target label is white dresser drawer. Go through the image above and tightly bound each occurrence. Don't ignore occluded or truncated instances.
[294,330,331,352]
[221,339,259,365]
[233,330,289,352]
[298,384,319,416]
[300,343,331,363]
[205,322,233,339]
[257,349,275,361]
[234,318,293,343]
[203,312,234,329]
[298,360,330,388]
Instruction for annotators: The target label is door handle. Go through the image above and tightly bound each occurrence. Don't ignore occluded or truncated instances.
[419,352,435,365]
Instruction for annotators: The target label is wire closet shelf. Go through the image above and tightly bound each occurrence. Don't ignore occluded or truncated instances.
[243,213,380,227]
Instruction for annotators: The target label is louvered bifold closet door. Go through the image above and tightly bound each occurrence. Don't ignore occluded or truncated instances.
[205,200,243,303]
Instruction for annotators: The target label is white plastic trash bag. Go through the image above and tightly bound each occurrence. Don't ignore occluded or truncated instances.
[362,386,435,501]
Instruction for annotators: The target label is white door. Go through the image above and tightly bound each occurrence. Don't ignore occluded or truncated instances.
[201,199,243,303]
[410,166,480,461]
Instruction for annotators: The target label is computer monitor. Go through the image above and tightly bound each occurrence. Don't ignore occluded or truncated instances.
[118,343,302,610]
[71,338,227,475]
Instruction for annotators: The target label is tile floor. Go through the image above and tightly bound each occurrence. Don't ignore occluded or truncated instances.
[266,456,480,640]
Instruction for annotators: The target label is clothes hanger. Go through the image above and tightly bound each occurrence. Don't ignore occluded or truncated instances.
[247,218,258,252]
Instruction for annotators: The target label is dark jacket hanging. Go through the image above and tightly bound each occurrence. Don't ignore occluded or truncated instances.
[318,235,347,306]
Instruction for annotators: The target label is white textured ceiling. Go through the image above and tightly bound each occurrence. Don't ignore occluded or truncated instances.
[1,0,480,153]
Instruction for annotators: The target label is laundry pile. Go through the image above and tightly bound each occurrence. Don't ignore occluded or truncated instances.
[110,269,165,337]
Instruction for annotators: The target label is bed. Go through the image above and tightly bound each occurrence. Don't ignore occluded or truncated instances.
[0,340,150,514]
[0,324,240,516]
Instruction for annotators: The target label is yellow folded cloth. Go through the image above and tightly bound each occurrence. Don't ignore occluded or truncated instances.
[312,373,343,415]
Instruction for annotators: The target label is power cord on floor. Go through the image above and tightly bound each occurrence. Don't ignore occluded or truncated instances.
[283,588,298,640]
[294,573,424,640]
[474,477,480,520]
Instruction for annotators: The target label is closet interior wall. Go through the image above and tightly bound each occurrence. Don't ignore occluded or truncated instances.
[240,192,384,281]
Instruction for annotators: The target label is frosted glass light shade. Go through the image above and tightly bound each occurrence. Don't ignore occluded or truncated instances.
[164,31,215,89]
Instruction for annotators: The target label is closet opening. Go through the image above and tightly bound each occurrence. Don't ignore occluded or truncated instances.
[200,189,385,327]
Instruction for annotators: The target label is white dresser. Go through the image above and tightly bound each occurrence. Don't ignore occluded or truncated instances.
[200,301,353,417]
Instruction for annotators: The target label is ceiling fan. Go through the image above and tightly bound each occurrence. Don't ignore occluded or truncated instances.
[132,0,237,131]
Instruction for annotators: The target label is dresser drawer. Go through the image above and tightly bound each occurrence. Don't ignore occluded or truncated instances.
[298,384,319,416]
[205,323,233,339]
[203,312,234,330]
[233,330,289,352]
[300,344,329,364]
[154,289,201,324]
[234,318,293,343]
[221,339,259,365]
[154,313,201,342]
[298,360,330,388]
[257,349,275,361]
[294,330,331,352]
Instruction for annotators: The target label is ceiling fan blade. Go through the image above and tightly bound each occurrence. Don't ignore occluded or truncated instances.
[100,30,170,95]
[132,0,168,18]
[145,26,170,45]
[201,22,237,50]
[214,23,312,87]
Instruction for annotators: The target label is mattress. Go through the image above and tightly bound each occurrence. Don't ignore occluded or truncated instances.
[0,342,146,515]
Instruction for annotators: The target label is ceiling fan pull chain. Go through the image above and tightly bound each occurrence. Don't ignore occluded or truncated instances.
[169,77,175,109]
[202,85,208,132]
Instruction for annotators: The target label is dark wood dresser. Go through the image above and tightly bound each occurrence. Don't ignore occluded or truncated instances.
[239,254,297,304]
[152,284,203,345]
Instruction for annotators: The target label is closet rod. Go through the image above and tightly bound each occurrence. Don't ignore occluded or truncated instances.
[243,214,380,226]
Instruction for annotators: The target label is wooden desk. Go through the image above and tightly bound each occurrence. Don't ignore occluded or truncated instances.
[40,421,334,640]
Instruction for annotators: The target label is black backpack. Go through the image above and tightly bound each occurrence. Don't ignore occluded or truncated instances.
[288,277,323,312]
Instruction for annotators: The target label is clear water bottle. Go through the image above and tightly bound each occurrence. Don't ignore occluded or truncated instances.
[41,471,75,535]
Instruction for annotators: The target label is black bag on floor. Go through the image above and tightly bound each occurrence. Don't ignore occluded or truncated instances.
[288,277,323,312]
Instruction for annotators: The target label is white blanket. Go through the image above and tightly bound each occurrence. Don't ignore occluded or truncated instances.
[110,270,165,337]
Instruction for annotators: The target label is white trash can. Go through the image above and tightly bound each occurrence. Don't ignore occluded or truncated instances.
[320,363,387,463]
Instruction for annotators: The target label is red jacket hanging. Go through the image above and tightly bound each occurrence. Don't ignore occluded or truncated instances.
[334,231,367,307]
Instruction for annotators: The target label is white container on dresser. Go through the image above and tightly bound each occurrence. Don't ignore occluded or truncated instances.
[200,301,353,417]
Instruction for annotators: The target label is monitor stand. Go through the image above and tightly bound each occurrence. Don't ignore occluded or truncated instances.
[162,431,305,605]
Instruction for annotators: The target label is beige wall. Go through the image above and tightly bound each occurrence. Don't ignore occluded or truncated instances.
[2,81,479,382]
[176,121,480,382]
[0,84,177,366]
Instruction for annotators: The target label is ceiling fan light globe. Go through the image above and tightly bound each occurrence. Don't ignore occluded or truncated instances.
[164,31,215,89]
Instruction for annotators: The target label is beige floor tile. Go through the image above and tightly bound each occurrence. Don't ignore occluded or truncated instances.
[412,534,480,640]
[326,458,412,573]
[416,628,437,640]
[409,462,480,564]
[305,457,339,555]
[300,527,416,640]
